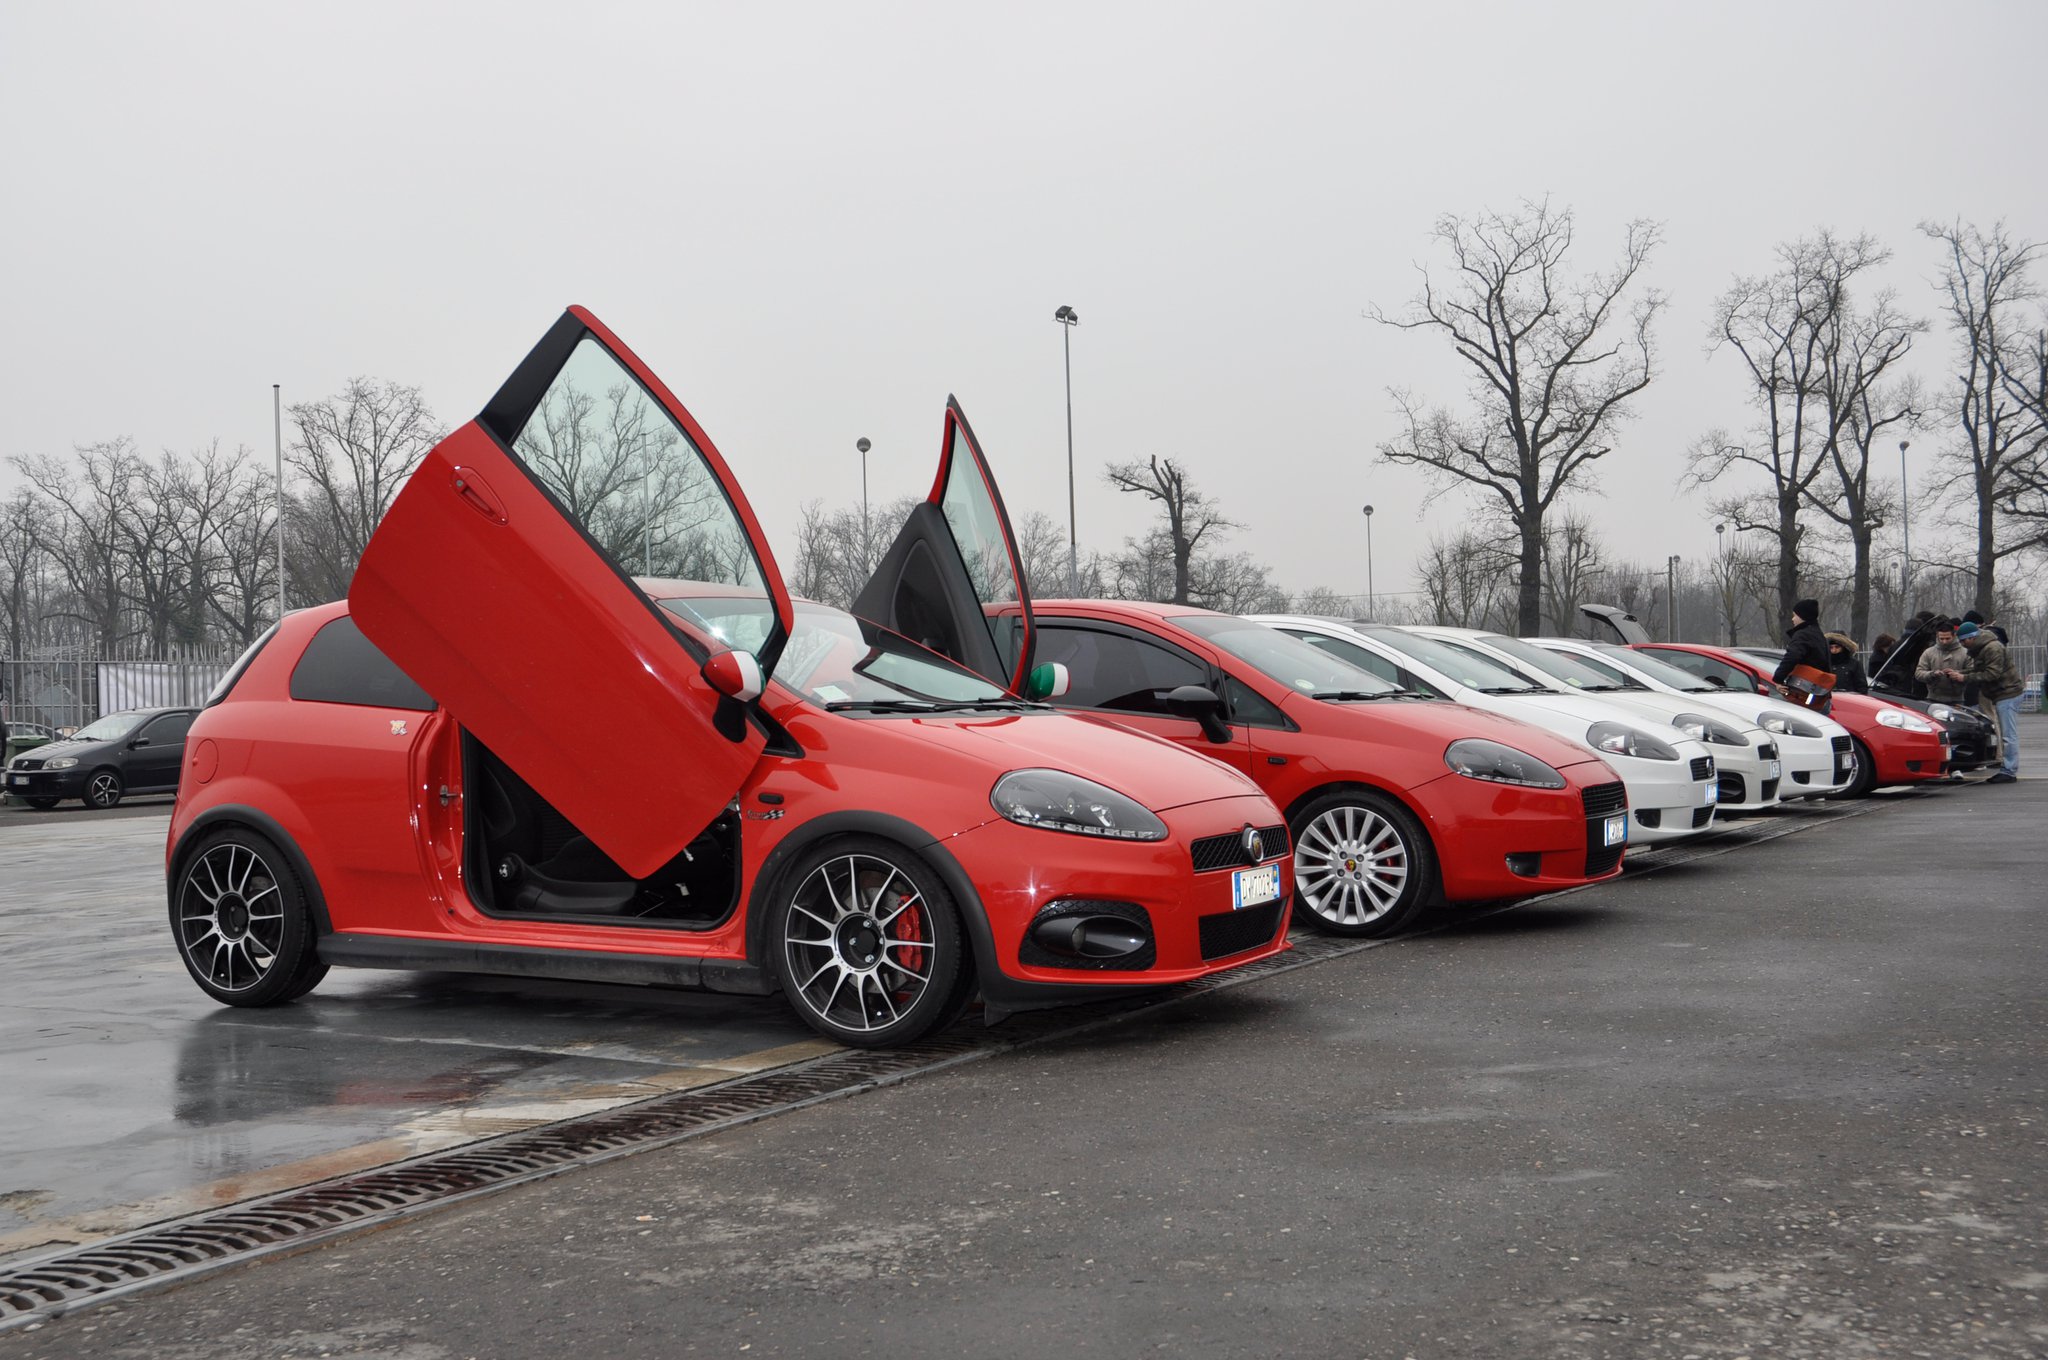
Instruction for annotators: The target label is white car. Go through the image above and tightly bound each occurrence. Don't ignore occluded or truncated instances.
[1530,637,1855,801]
[1250,615,1719,847]
[1439,632,1783,812]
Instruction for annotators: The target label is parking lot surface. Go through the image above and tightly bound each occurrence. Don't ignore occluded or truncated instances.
[4,768,2040,1358]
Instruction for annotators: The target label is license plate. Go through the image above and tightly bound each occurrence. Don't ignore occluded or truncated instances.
[1232,863,1281,910]
[6,775,25,787]
[1704,781,1719,803]
[1767,760,1782,780]
[1602,813,1627,847]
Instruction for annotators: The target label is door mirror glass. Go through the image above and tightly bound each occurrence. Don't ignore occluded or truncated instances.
[510,337,774,657]
[1164,684,1231,743]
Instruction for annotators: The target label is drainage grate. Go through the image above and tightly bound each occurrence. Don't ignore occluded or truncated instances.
[0,796,1904,1331]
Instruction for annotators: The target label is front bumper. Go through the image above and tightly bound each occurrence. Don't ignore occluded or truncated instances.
[1610,754,1719,845]
[1702,736,1784,812]
[1414,766,1628,900]
[949,792,1292,995]
[1772,732,1853,799]
[3,767,85,800]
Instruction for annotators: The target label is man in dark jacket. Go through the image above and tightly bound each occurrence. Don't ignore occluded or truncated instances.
[1774,598,1832,682]
[1825,631,1868,693]
[1945,622,2023,783]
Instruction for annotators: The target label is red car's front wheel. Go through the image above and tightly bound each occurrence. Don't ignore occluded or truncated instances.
[769,837,967,1048]
[1290,790,1440,938]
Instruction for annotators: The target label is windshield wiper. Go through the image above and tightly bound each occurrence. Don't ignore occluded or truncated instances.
[1312,689,1422,701]
[1482,685,1554,695]
[825,697,1036,714]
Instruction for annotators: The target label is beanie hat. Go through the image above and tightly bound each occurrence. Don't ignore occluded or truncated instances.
[1957,622,1981,640]
[1793,598,1820,622]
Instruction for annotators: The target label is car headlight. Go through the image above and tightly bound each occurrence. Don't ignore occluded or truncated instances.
[1672,712,1747,746]
[1757,711,1824,738]
[1875,708,1936,733]
[1443,738,1567,789]
[1586,721,1680,761]
[1927,704,1954,723]
[42,756,78,769]
[990,769,1169,841]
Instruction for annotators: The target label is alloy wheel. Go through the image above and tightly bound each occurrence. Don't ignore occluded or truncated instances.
[781,853,935,1035]
[1294,802,1409,928]
[175,842,286,992]
[87,772,122,808]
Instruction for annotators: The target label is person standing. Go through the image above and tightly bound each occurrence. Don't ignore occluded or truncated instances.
[1773,598,1834,707]
[1915,619,1970,704]
[1825,631,1868,693]
[1944,622,2022,783]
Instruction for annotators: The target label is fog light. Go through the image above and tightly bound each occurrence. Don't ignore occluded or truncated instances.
[1032,915,1148,960]
[1636,808,1663,829]
[1504,852,1541,878]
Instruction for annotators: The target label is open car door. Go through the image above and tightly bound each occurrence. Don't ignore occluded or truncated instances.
[853,399,1036,693]
[350,307,794,878]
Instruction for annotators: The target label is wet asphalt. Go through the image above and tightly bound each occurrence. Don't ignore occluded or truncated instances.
[6,767,2042,1359]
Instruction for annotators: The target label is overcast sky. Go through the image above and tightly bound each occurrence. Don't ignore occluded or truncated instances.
[4,1,2044,605]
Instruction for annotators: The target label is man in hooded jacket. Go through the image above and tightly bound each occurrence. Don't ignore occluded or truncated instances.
[1773,598,1832,684]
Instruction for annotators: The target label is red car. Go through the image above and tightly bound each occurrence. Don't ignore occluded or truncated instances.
[1634,643,1948,796]
[979,602,1630,938]
[165,308,1291,1047]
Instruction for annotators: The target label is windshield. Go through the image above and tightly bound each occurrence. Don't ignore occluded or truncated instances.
[661,597,1010,709]
[1478,634,1619,690]
[1540,647,1647,690]
[68,713,148,743]
[1362,627,1537,692]
[1591,643,1715,692]
[1178,615,1402,697]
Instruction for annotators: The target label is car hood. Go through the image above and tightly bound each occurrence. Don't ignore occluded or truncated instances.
[878,709,1265,812]
[1294,695,1608,771]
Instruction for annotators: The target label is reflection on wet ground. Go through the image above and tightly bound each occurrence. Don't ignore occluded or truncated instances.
[0,815,827,1263]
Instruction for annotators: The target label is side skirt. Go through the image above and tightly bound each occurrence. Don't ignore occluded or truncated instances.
[317,933,772,995]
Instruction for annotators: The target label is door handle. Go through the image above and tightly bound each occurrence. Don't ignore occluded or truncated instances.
[450,466,507,524]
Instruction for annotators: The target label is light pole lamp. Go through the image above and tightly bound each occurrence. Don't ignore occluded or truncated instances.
[1362,505,1375,617]
[1054,305,1079,595]
[1666,553,1681,640]
[856,436,871,570]
[1898,439,1912,603]
[273,383,286,622]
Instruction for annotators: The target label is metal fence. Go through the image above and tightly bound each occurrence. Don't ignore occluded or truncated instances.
[2,648,233,733]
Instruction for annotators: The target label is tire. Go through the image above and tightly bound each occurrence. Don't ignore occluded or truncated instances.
[83,768,124,810]
[1835,737,1877,799]
[1289,788,1441,938]
[23,796,59,810]
[169,828,328,1006]
[767,836,966,1048]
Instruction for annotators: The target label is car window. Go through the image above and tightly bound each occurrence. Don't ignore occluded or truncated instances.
[1175,615,1399,696]
[290,618,439,711]
[661,597,1008,707]
[139,712,194,744]
[508,335,775,658]
[67,713,148,743]
[1541,647,1641,688]
[1286,630,1445,697]
[1592,643,1715,692]
[1650,649,1753,692]
[1035,624,1208,714]
[1478,634,1619,689]
[1360,627,1530,692]
[1222,676,1287,728]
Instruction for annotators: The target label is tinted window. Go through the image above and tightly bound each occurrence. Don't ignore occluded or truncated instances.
[1036,624,1206,714]
[139,712,194,744]
[1223,676,1287,728]
[1650,649,1756,693]
[291,618,438,711]
[1177,615,1399,696]
[1361,627,1532,692]
[1287,630,1444,696]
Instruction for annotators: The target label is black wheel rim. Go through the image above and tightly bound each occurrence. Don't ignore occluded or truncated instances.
[88,773,120,806]
[177,843,286,991]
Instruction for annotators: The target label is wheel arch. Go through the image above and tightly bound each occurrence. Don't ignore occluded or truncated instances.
[170,805,335,937]
[742,812,991,992]
[1282,778,1441,851]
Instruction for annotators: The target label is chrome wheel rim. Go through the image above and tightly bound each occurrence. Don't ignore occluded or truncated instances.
[176,843,285,992]
[1295,804,1409,926]
[88,773,120,806]
[782,854,934,1034]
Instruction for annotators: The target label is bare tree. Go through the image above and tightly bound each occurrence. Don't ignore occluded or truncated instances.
[1922,221,2046,613]
[1371,201,1663,634]
[287,378,442,602]
[1686,231,1895,628]
[13,441,141,650]
[1539,510,1605,635]
[1290,585,1355,617]
[1815,377,1917,641]
[1103,456,1238,606]
[0,488,46,657]
[1417,529,1513,627]
[205,454,281,644]
[1189,551,1288,614]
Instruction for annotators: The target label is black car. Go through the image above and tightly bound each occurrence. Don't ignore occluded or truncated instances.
[3,707,197,809]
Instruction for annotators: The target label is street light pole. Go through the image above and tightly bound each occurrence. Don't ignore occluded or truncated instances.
[1362,505,1376,617]
[1054,305,1079,595]
[272,384,285,622]
[1666,553,1681,640]
[1898,439,1912,604]
[856,437,871,575]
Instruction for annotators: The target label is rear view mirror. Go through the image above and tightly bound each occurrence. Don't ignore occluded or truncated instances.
[1164,684,1232,744]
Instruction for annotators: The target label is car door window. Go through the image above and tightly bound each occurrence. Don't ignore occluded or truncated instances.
[1287,631,1444,696]
[511,336,776,657]
[291,618,438,711]
[1036,624,1207,715]
[139,712,194,744]
[1222,676,1287,728]
[1654,649,1752,691]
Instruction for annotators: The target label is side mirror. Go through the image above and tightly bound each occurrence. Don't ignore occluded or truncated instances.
[129,737,151,748]
[1702,675,1726,689]
[1024,662,1071,701]
[701,649,765,702]
[1164,684,1232,744]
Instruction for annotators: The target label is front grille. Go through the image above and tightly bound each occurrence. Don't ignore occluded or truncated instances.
[1579,781,1627,818]
[10,757,42,771]
[1189,824,1287,872]
[1831,735,1852,753]
[1692,806,1714,828]
[1585,840,1625,876]
[1198,900,1285,960]
[1717,771,1746,804]
[1689,756,1714,781]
